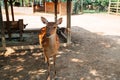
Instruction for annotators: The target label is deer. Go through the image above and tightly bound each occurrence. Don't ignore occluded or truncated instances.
[39,17,62,80]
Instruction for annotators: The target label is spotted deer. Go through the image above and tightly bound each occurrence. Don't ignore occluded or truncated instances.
[39,17,62,79]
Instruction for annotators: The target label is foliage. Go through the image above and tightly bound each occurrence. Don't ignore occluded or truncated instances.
[60,0,67,2]
[72,0,111,14]
[46,0,67,2]
[72,0,82,14]
[0,1,4,7]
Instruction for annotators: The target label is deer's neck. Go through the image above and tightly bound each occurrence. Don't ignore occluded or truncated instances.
[48,33,56,48]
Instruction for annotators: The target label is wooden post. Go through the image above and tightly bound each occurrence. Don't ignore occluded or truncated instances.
[43,0,45,11]
[9,0,14,21]
[54,0,58,22]
[4,0,9,22]
[18,19,23,41]
[33,0,35,13]
[0,4,6,49]
[4,0,11,40]
[67,0,71,45]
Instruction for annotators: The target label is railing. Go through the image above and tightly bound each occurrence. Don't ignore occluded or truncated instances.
[108,0,120,15]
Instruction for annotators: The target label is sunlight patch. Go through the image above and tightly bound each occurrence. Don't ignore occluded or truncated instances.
[58,51,64,54]
[56,54,61,58]
[4,65,11,70]
[101,42,111,48]
[17,57,25,62]
[117,39,120,44]
[13,77,19,80]
[29,69,47,75]
[89,69,99,76]
[32,53,42,56]
[16,66,24,72]
[71,58,83,63]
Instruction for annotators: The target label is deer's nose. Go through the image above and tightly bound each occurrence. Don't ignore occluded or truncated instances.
[46,33,50,37]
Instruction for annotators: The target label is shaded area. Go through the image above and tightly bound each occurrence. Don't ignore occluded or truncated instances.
[57,26,120,80]
[0,49,48,80]
[0,32,39,47]
[0,27,120,80]
[0,27,67,47]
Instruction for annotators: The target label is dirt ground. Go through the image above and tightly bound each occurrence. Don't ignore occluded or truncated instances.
[0,26,120,80]
[0,7,120,80]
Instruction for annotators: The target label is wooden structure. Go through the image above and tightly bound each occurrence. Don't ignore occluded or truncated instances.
[0,4,6,50]
[3,0,26,41]
[45,1,71,15]
[0,0,71,50]
[45,2,59,13]
[33,0,45,12]
[33,0,71,44]
[33,0,71,15]
[33,4,45,12]
[108,0,120,15]
[3,19,25,40]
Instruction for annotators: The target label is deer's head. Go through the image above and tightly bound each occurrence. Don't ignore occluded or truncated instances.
[41,17,62,38]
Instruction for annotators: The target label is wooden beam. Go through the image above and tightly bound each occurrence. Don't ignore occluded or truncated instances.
[4,0,11,40]
[9,0,15,21]
[4,0,9,21]
[67,0,71,45]
[33,0,35,13]
[54,0,58,22]
[0,4,6,49]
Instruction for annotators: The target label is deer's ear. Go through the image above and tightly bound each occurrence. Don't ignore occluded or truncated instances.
[41,17,48,24]
[56,18,62,25]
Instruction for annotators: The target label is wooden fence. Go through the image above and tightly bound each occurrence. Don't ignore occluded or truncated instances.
[108,0,120,15]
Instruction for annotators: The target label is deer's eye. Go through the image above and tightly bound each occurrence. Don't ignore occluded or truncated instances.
[53,26,56,28]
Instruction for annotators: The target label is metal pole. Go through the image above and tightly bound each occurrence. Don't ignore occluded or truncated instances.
[0,3,6,49]
[67,0,71,45]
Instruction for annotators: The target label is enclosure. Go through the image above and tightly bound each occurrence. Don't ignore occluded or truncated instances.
[0,0,120,80]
